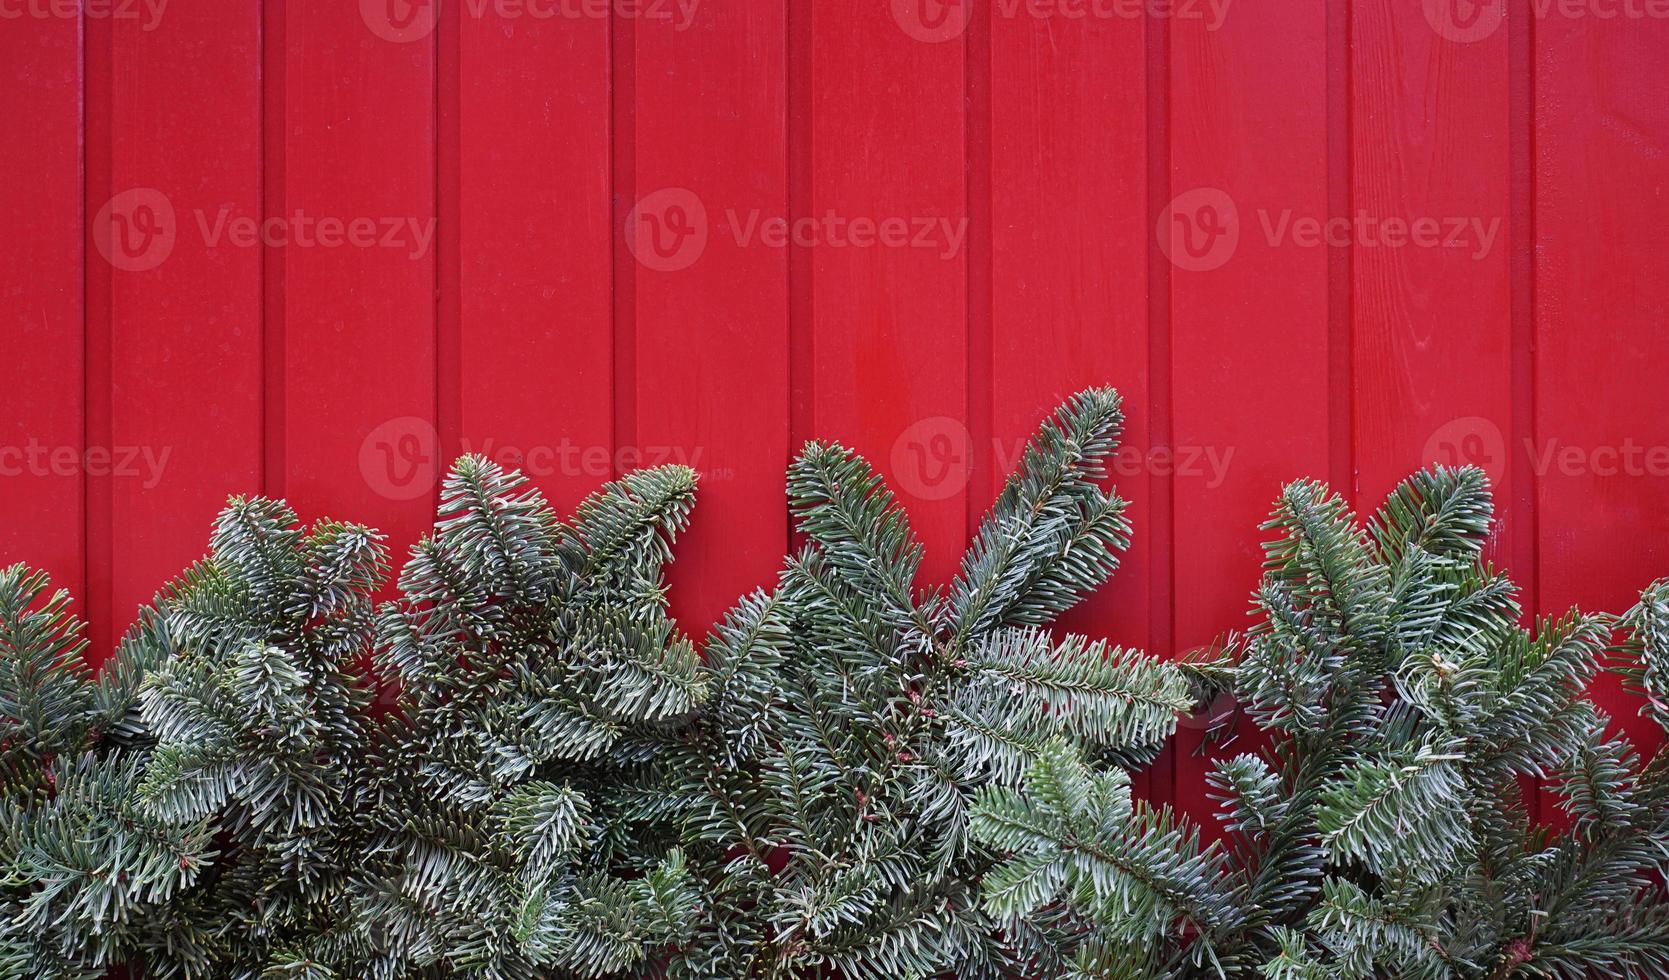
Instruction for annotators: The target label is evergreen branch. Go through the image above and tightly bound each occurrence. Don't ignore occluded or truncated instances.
[949,387,1130,645]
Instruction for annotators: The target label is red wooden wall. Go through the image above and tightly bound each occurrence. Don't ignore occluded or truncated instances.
[4,0,1668,815]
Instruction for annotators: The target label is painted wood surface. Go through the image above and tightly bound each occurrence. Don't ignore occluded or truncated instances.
[2,0,1666,809]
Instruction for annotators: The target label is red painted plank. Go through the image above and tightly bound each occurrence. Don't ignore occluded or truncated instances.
[984,2,1153,784]
[1536,8,1669,756]
[100,1,264,652]
[86,15,114,662]
[1169,3,1332,831]
[1351,0,1513,563]
[279,0,437,554]
[0,10,84,629]
[449,4,612,516]
[1353,2,1536,820]
[810,0,968,587]
[627,1,789,635]
[986,0,1149,647]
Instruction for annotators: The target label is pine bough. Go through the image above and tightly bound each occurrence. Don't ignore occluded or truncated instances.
[1,390,1666,978]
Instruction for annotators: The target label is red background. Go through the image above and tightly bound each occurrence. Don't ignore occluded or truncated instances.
[3,0,1668,822]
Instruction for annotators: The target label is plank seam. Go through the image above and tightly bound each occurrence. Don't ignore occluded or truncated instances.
[610,12,637,478]
[77,4,90,632]
[1507,0,1539,823]
[262,0,287,500]
[437,0,461,502]
[1147,8,1176,804]
[787,0,812,547]
[82,9,112,654]
[1327,0,1354,503]
[1509,0,1538,618]
[965,0,993,539]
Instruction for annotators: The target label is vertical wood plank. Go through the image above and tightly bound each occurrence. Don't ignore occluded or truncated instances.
[280,0,437,554]
[0,9,85,631]
[1351,0,1513,563]
[629,0,789,635]
[1354,0,1534,819]
[1169,2,1332,830]
[985,2,1152,782]
[1536,8,1669,757]
[85,12,114,659]
[451,4,613,515]
[810,0,967,587]
[100,0,264,649]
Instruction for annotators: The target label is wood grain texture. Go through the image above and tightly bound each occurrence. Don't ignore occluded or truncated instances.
[1350,0,1512,550]
[0,1,1664,808]
[1536,7,1669,757]
[277,0,437,564]
[630,0,790,635]
[102,0,264,653]
[0,9,84,636]
[985,0,1153,791]
[449,2,612,517]
[809,0,968,588]
[1168,0,1332,830]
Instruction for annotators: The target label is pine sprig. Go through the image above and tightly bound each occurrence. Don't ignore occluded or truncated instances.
[948,387,1130,645]
[3,395,1666,980]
